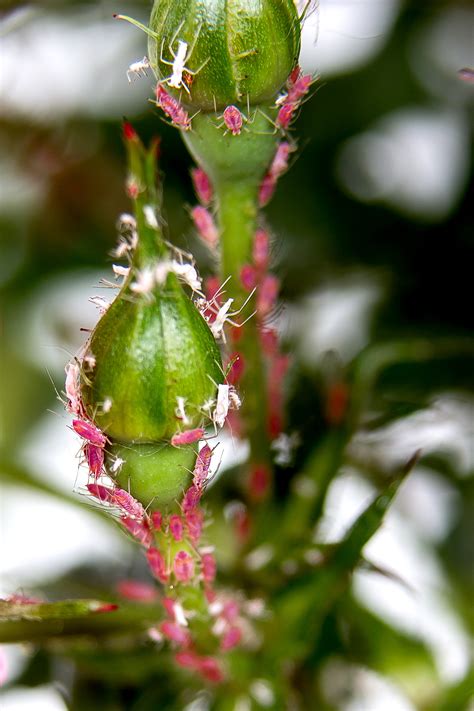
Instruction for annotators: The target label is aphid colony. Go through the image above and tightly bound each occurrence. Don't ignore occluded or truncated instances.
[124,15,314,136]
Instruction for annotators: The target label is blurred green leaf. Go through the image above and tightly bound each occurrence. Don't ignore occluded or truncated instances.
[0,598,162,644]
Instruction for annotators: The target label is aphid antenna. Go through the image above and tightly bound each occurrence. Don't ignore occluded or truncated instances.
[212,274,232,300]
[44,367,69,409]
[220,355,240,381]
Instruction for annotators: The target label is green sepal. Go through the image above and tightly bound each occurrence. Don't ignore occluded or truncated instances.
[110,442,197,510]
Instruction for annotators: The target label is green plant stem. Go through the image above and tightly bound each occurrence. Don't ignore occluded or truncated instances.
[182,111,279,482]
[216,179,272,475]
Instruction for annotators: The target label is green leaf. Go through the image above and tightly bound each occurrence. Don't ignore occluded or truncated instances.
[269,453,420,662]
[0,599,162,644]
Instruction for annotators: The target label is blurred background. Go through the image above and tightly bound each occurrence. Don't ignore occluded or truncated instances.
[0,1,473,709]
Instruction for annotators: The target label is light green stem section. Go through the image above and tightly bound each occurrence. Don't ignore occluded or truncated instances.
[217,179,272,473]
[183,110,279,478]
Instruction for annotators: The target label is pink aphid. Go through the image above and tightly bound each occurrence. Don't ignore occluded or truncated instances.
[221,625,242,651]
[222,599,240,623]
[151,510,162,531]
[156,84,191,130]
[117,580,158,602]
[161,621,191,646]
[196,656,225,683]
[269,141,292,179]
[122,516,152,548]
[185,509,204,542]
[169,514,184,541]
[288,64,301,87]
[193,444,212,489]
[257,274,280,318]
[222,105,243,135]
[161,597,177,619]
[173,550,195,583]
[190,206,219,248]
[258,173,276,207]
[72,419,106,447]
[113,489,145,519]
[182,485,202,514]
[201,552,216,584]
[147,547,169,583]
[191,167,213,205]
[171,427,205,447]
[249,465,271,502]
[260,327,279,355]
[175,650,200,669]
[253,229,270,270]
[84,443,104,478]
[5,593,42,605]
[287,74,313,104]
[240,264,257,291]
[87,483,115,503]
[276,102,296,130]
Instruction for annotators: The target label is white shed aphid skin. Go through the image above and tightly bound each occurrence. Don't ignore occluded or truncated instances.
[199,288,257,342]
[102,397,113,414]
[213,384,230,428]
[171,260,202,293]
[112,264,131,278]
[143,204,159,229]
[117,213,137,231]
[159,22,209,95]
[89,296,110,313]
[110,457,125,474]
[202,382,241,430]
[113,240,130,259]
[175,396,191,426]
[130,267,156,294]
[154,260,171,286]
[83,353,96,370]
[126,56,151,82]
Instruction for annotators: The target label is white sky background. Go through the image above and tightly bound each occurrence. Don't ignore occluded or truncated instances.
[0,1,472,706]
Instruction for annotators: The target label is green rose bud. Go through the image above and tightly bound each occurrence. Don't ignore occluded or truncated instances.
[81,273,220,443]
[78,127,222,509]
[118,0,301,111]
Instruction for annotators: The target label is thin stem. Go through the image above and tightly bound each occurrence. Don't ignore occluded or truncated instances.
[216,179,273,479]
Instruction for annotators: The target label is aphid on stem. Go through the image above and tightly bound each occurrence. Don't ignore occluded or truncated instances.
[219,105,244,136]
[72,419,107,447]
[190,206,219,248]
[171,428,205,447]
[155,84,191,130]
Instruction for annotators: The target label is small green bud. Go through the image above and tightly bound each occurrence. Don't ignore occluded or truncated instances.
[78,128,222,509]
